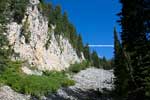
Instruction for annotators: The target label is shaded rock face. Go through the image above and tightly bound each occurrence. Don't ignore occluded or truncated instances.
[6,0,83,71]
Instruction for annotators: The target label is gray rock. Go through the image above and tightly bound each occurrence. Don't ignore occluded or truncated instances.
[0,86,30,100]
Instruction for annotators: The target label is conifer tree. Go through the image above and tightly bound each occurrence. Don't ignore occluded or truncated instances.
[0,23,11,73]
[118,0,150,99]
[54,5,62,35]
[91,51,100,68]
[76,34,84,57]
[83,44,91,61]
[62,12,69,35]
[113,27,129,99]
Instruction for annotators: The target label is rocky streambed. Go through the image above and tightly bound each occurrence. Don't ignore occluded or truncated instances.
[0,68,114,100]
[47,67,114,100]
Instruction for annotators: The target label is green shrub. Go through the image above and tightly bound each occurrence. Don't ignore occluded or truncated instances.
[69,63,82,73]
[45,31,52,50]
[68,60,90,73]
[20,19,31,43]
[0,61,75,98]
[24,32,31,43]
[61,79,75,87]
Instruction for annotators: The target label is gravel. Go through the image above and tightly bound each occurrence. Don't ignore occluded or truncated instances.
[47,67,114,100]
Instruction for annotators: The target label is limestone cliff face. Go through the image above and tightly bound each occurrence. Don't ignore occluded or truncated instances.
[6,0,84,71]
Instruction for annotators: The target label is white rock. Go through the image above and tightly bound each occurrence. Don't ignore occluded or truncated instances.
[21,67,43,76]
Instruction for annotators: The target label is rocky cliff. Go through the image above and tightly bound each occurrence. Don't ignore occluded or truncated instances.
[5,0,84,71]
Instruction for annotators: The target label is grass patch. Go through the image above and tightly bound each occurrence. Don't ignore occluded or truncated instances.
[0,61,75,98]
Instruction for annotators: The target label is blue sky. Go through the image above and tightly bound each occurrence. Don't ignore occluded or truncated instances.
[45,0,121,59]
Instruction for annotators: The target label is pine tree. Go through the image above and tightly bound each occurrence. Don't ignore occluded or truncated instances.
[54,5,63,35]
[144,0,150,40]
[76,34,84,57]
[143,0,150,98]
[62,11,69,35]
[118,0,150,99]
[83,44,91,61]
[91,51,100,68]
[113,27,129,99]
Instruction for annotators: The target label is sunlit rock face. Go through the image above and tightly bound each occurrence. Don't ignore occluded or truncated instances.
[6,0,84,71]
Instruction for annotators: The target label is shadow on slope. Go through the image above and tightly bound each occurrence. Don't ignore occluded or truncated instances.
[46,87,113,100]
